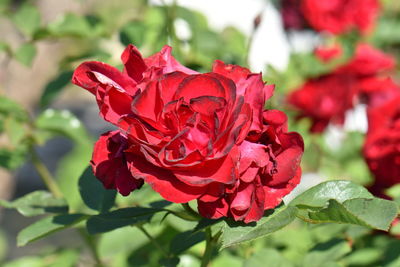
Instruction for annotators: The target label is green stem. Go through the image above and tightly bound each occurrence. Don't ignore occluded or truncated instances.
[30,145,103,266]
[78,228,104,267]
[162,0,182,57]
[201,227,219,267]
[181,203,202,220]
[30,147,63,198]
[138,225,169,258]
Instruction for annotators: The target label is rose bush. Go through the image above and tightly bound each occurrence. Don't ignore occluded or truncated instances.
[72,44,303,223]
[288,44,395,132]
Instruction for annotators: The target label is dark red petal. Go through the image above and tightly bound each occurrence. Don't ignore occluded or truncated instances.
[242,180,265,223]
[91,131,143,196]
[197,197,229,219]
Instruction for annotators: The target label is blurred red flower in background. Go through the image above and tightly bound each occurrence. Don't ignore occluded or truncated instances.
[364,96,400,197]
[281,0,380,35]
[288,44,396,132]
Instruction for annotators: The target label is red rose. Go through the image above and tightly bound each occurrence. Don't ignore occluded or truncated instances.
[301,0,380,35]
[72,44,303,223]
[288,44,395,132]
[364,96,400,195]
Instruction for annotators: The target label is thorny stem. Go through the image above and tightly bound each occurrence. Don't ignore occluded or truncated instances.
[137,224,170,258]
[201,227,221,267]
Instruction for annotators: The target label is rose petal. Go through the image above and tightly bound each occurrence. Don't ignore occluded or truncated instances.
[72,61,137,95]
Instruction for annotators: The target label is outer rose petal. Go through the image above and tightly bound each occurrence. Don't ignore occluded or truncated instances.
[241,178,266,223]
[121,44,147,82]
[126,153,207,203]
[99,87,134,125]
[197,197,229,219]
[144,45,197,76]
[91,131,143,196]
[264,167,302,210]
[72,61,138,95]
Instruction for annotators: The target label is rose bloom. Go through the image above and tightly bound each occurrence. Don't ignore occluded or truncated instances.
[72,44,304,223]
[288,44,395,132]
[301,0,380,35]
[364,96,400,197]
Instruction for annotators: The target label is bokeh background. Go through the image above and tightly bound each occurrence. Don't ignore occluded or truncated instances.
[1,0,400,266]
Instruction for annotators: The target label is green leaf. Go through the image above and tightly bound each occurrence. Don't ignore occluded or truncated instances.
[307,198,398,231]
[302,239,351,267]
[0,0,10,14]
[3,117,26,147]
[119,21,146,47]
[56,148,92,212]
[47,13,92,37]
[86,207,162,234]
[39,71,73,108]
[78,167,116,212]
[244,248,294,267]
[343,248,382,266]
[0,190,67,216]
[12,3,41,37]
[34,109,91,144]
[220,205,297,249]
[0,42,11,55]
[14,43,37,67]
[290,180,374,208]
[158,257,180,267]
[0,145,29,170]
[98,227,148,257]
[17,214,86,246]
[169,230,205,255]
[0,96,29,121]
[46,249,80,267]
